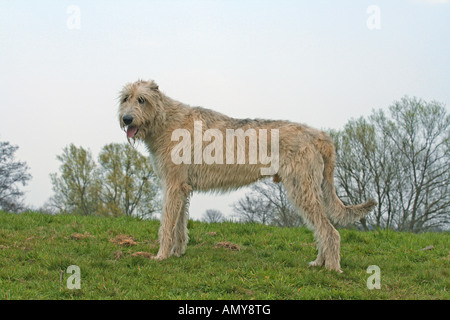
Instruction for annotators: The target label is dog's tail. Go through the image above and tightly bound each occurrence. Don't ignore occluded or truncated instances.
[316,135,376,226]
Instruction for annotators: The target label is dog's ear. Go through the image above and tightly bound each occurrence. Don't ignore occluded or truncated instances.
[148,80,159,91]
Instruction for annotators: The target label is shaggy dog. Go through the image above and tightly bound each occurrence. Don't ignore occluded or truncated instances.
[118,79,376,272]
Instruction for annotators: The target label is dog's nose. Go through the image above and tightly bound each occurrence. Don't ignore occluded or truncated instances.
[122,115,133,125]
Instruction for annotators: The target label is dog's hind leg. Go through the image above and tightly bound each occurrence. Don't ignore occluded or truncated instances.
[281,152,342,272]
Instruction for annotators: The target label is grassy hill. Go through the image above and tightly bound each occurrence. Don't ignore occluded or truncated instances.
[0,211,448,300]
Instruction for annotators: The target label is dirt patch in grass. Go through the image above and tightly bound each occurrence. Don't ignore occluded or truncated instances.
[130,251,153,259]
[110,234,137,246]
[215,241,241,251]
[113,250,123,260]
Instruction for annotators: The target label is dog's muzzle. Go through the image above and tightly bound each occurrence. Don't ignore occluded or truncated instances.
[122,115,134,125]
[121,115,139,139]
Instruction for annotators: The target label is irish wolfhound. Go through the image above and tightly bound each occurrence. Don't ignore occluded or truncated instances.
[118,79,376,272]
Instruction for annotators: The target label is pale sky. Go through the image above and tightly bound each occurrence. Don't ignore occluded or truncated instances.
[0,0,449,220]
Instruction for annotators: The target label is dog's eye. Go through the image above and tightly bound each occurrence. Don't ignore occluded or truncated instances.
[138,97,145,104]
[122,95,129,103]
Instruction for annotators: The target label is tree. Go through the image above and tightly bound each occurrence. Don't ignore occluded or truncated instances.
[97,143,161,218]
[48,143,161,218]
[330,117,393,230]
[232,178,303,227]
[0,141,32,212]
[232,193,271,224]
[202,209,224,223]
[49,144,100,215]
[332,96,449,232]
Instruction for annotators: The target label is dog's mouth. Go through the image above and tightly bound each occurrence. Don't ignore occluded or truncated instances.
[126,126,139,139]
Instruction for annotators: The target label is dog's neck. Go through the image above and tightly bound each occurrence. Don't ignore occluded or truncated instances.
[143,94,189,153]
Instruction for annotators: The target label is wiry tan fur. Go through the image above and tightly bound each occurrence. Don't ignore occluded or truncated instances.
[118,79,376,272]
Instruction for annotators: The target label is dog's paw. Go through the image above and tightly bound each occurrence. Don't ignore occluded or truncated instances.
[152,254,169,261]
[308,259,324,268]
[325,262,343,273]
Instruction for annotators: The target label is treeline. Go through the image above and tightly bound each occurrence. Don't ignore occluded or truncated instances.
[232,96,449,232]
[330,97,449,232]
[1,96,448,232]
[0,141,162,218]
[0,141,32,212]
[46,143,162,218]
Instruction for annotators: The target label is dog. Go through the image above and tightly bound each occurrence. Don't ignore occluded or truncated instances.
[118,79,376,272]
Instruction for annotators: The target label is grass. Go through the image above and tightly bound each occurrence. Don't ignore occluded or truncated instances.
[0,211,448,300]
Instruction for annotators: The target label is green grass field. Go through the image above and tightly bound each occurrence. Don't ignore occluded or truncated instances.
[0,211,448,300]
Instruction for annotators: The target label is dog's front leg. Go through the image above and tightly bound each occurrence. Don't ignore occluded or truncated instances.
[154,184,187,261]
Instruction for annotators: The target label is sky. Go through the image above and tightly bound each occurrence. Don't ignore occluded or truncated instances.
[0,0,449,220]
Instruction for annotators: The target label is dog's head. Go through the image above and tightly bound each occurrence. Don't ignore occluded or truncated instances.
[118,79,162,141]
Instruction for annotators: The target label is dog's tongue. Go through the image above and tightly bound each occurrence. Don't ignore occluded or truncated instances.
[126,127,138,138]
